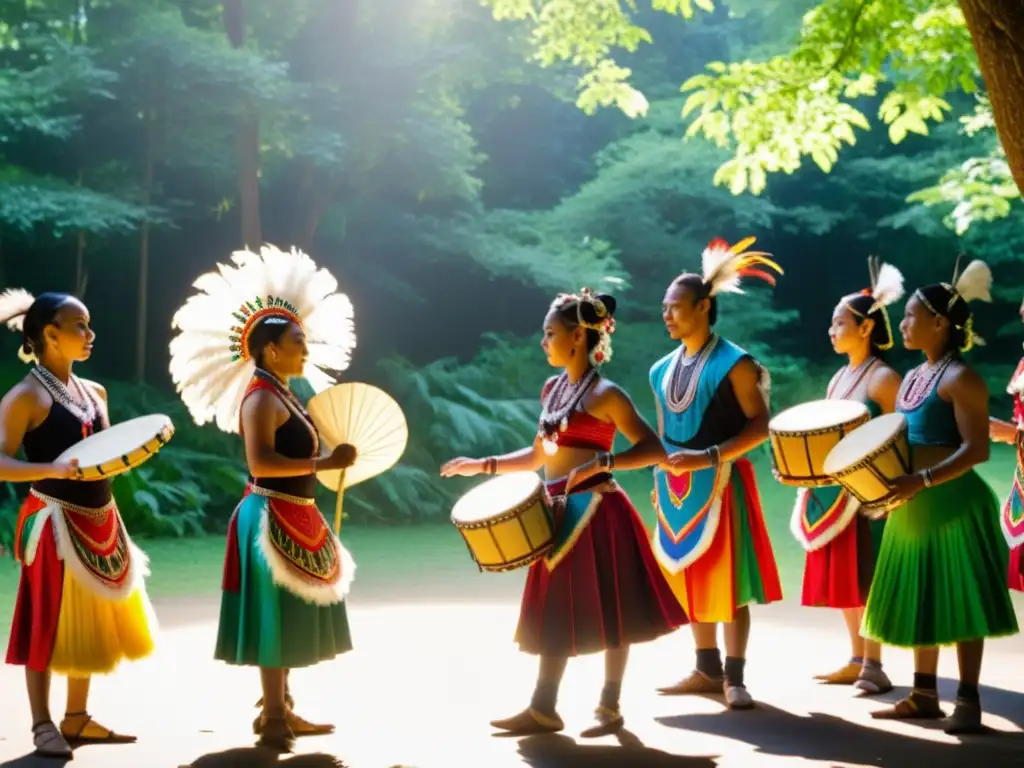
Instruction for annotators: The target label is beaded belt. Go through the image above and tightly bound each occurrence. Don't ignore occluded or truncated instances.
[248,484,315,506]
[30,489,115,520]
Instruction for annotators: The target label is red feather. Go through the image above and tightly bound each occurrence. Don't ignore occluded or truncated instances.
[707,237,730,251]
[737,267,777,287]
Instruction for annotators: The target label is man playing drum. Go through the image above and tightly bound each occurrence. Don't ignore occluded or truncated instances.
[991,295,1024,592]
[795,258,903,694]
[169,245,360,751]
[0,290,157,758]
[650,237,784,710]
[862,259,1018,733]
[442,288,686,738]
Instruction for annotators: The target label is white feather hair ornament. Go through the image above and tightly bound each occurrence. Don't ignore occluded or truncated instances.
[866,255,905,314]
[700,236,783,297]
[0,288,37,362]
[168,244,356,433]
[952,259,992,305]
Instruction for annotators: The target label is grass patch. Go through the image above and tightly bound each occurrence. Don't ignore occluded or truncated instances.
[0,446,1016,628]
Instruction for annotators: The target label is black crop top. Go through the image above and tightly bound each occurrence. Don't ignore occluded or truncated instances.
[25,400,112,508]
[250,403,319,499]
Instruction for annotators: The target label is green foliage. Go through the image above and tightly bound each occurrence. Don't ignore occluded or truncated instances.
[482,0,714,116]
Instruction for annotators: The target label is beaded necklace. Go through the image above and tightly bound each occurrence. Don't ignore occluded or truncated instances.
[896,352,956,411]
[664,334,719,413]
[253,368,320,456]
[538,368,599,455]
[31,365,100,439]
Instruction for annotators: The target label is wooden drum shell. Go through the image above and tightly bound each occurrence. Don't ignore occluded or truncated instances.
[452,487,555,573]
[829,427,912,518]
[770,410,871,488]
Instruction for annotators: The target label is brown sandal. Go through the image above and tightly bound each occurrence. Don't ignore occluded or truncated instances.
[60,712,136,745]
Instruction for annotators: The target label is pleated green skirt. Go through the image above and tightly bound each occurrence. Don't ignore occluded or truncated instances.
[861,468,1019,647]
[214,493,354,668]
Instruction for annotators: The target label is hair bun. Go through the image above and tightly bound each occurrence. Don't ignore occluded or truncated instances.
[596,294,617,318]
[578,293,616,325]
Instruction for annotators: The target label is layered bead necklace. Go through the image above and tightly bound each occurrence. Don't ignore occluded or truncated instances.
[664,334,719,413]
[897,352,956,411]
[538,368,599,455]
[31,365,100,438]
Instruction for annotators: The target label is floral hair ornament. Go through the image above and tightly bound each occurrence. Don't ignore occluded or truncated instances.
[700,236,783,296]
[913,254,992,353]
[168,244,356,433]
[550,287,616,366]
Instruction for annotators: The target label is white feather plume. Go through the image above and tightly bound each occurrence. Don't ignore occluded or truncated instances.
[168,244,357,434]
[867,262,905,314]
[0,288,35,332]
[953,259,992,304]
[701,240,743,297]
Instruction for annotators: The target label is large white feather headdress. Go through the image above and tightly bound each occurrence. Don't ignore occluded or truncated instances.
[168,244,356,433]
[0,288,39,363]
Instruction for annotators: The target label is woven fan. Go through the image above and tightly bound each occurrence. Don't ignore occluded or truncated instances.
[307,382,408,533]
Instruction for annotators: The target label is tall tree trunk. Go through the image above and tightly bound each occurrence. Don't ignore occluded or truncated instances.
[74,168,87,298]
[224,0,263,249]
[135,101,157,382]
[959,0,1024,193]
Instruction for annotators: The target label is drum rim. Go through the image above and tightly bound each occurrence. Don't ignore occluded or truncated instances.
[74,424,175,479]
[469,544,552,572]
[769,410,870,438]
[450,485,547,530]
[826,429,910,480]
[768,399,870,431]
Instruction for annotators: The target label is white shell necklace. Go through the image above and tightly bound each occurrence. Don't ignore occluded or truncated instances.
[31,365,99,429]
[538,368,599,455]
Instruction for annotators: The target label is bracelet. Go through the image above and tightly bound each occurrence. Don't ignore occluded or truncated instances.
[921,468,934,488]
[599,452,615,470]
[705,445,721,466]
[483,457,497,475]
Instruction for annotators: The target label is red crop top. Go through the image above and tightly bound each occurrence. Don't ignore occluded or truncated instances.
[541,378,616,452]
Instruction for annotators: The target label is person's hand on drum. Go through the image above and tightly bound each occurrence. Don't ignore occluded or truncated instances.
[47,459,80,480]
[320,443,357,471]
[661,448,710,475]
[890,472,926,504]
[440,457,484,478]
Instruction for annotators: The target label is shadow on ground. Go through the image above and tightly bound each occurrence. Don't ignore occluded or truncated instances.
[181,749,346,768]
[659,698,1024,767]
[516,731,719,767]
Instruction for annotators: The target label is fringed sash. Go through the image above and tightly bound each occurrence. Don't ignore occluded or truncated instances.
[250,485,355,605]
[24,490,147,601]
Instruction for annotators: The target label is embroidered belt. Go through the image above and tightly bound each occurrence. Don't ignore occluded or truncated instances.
[30,489,115,520]
[249,484,315,506]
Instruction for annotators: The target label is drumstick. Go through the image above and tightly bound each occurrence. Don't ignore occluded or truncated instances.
[333,468,346,535]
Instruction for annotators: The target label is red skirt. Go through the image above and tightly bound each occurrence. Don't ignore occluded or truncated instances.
[1009,545,1024,592]
[801,513,885,609]
[6,495,64,672]
[515,479,687,657]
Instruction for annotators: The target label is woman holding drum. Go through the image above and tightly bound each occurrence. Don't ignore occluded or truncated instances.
[991,296,1024,592]
[861,260,1018,733]
[169,245,360,751]
[0,289,157,758]
[441,288,686,738]
[795,258,903,694]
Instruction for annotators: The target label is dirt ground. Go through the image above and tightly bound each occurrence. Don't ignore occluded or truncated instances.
[0,596,1023,768]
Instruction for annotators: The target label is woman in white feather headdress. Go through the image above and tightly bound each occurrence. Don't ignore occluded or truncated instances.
[169,244,359,751]
[791,257,904,695]
[0,289,156,758]
[861,258,1019,733]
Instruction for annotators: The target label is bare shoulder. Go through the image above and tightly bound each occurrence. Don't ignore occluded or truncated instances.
[78,378,107,403]
[944,360,987,400]
[1,377,48,412]
[869,362,902,390]
[592,378,632,407]
[728,356,761,387]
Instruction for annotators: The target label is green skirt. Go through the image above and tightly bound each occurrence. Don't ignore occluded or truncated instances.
[861,468,1019,647]
[214,492,354,668]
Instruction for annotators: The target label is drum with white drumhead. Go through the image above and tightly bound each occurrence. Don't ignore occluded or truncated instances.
[769,399,871,487]
[56,414,175,481]
[823,413,911,517]
[451,472,554,572]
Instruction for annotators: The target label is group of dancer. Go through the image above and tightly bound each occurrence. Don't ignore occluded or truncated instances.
[441,238,1021,737]
[0,239,1020,759]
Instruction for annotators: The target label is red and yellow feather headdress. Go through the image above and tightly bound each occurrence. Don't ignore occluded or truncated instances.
[700,236,783,296]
